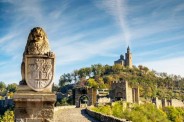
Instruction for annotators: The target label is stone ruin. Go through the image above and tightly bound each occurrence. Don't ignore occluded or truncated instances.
[13,27,56,122]
[73,87,97,108]
[110,80,140,103]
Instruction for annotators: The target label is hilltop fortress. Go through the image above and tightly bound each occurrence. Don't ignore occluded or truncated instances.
[114,46,132,68]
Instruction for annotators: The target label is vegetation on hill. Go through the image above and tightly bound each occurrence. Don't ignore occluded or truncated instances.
[0,82,17,98]
[58,64,184,100]
[91,101,184,122]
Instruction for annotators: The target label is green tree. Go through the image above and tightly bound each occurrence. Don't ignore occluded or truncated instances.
[0,81,6,92]
[104,65,113,75]
[78,68,87,78]
[87,78,98,88]
[112,64,123,74]
[97,78,106,89]
[60,97,69,106]
[52,84,59,92]
[103,75,114,85]
[59,73,72,87]
[91,64,105,76]
[163,106,183,122]
[112,101,124,118]
[72,70,79,83]
[6,83,17,93]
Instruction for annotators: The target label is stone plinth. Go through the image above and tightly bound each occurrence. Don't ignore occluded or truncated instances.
[13,87,56,122]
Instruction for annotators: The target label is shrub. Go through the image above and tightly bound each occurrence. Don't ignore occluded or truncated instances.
[163,106,184,122]
[91,102,169,122]
[0,110,14,122]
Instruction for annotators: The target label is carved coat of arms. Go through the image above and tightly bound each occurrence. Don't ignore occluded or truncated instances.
[25,55,55,91]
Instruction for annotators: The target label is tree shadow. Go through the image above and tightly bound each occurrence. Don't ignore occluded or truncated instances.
[81,109,100,122]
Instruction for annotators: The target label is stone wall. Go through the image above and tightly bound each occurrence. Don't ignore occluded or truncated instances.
[126,82,132,102]
[110,80,139,103]
[86,108,132,122]
[152,97,162,108]
[97,97,110,105]
[171,99,184,107]
[153,97,184,108]
[54,105,76,112]
[74,87,96,107]
[14,91,56,122]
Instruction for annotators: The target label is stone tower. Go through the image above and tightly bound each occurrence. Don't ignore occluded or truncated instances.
[110,80,139,103]
[125,46,132,68]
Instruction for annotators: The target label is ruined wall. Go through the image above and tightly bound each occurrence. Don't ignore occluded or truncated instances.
[74,87,96,107]
[171,99,184,107]
[153,98,184,108]
[126,82,132,103]
[152,97,162,108]
[110,80,139,103]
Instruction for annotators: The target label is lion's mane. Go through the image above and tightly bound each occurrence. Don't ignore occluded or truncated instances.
[24,27,50,55]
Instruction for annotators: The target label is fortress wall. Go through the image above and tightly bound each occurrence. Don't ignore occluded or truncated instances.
[171,99,184,107]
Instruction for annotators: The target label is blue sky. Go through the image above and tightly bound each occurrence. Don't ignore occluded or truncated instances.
[0,0,184,85]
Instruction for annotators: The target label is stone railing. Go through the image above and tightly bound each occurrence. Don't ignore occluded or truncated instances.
[54,105,76,112]
[86,108,132,122]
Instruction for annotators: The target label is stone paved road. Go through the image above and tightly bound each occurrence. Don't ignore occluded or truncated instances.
[54,108,100,122]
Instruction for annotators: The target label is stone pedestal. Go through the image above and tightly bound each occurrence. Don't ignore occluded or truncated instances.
[13,86,56,122]
[14,27,56,122]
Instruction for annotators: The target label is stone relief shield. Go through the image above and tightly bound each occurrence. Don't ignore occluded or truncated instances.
[25,55,55,91]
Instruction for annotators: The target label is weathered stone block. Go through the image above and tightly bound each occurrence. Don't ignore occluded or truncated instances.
[14,92,56,122]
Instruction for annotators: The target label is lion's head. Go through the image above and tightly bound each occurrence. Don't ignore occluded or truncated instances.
[25,27,50,55]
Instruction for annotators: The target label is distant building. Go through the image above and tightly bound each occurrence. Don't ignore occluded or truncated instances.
[110,80,139,103]
[114,46,132,68]
[73,87,97,107]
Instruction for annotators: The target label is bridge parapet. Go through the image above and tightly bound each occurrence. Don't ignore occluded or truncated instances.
[54,105,76,112]
[86,108,132,122]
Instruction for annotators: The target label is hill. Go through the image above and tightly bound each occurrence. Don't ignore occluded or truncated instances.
[58,64,184,101]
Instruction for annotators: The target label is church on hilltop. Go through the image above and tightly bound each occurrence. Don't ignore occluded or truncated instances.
[114,46,132,68]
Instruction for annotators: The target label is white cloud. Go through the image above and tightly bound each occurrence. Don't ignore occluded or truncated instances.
[134,43,182,57]
[139,57,184,77]
[55,34,124,65]
[94,0,131,46]
[174,2,184,12]
[0,32,19,44]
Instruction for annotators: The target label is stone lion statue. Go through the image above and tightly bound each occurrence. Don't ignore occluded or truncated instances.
[20,27,54,85]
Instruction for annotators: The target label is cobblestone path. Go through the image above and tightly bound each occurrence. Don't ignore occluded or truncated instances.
[54,108,100,122]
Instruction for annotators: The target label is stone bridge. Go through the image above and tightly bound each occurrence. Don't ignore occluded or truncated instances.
[54,106,131,122]
[54,106,99,122]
